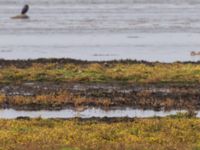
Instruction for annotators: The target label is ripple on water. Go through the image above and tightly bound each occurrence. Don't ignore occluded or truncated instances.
[1,0,200,61]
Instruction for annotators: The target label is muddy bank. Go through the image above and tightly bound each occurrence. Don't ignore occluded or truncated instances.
[0,58,153,68]
[0,82,200,110]
[1,58,200,68]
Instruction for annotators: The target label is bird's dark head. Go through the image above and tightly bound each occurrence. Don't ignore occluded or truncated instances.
[25,4,29,9]
[21,4,29,15]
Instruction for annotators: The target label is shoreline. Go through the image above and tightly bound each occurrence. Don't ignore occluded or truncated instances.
[2,58,200,65]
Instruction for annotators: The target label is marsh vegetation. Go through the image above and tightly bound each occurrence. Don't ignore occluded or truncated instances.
[0,59,200,110]
[0,114,200,150]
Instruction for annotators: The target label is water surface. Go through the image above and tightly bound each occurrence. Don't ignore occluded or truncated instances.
[1,0,200,61]
[0,108,190,119]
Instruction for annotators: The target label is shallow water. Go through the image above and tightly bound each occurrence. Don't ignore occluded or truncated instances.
[0,108,191,119]
[1,0,200,62]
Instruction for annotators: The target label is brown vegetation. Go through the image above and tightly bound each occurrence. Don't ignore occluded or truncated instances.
[0,82,199,110]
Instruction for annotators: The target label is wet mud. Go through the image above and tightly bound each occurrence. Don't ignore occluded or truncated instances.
[0,82,200,110]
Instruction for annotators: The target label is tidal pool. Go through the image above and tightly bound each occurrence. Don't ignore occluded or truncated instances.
[0,108,190,119]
